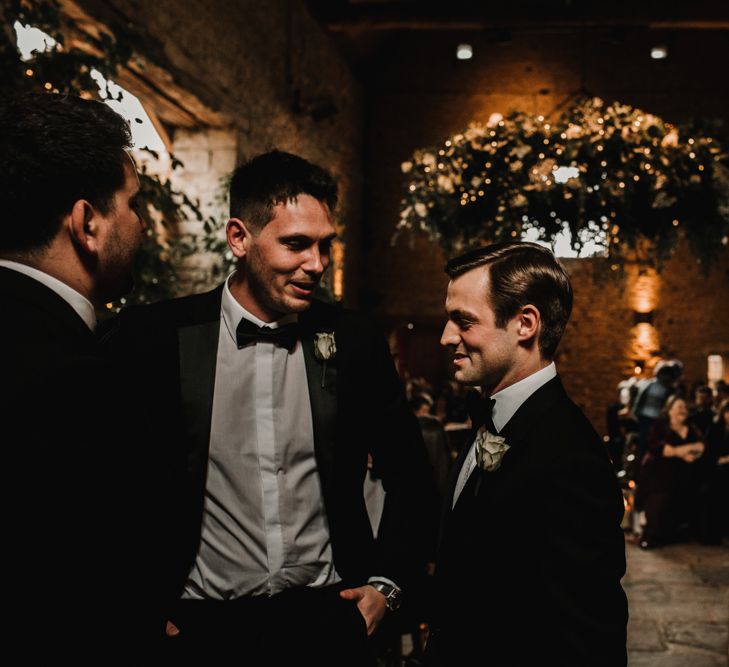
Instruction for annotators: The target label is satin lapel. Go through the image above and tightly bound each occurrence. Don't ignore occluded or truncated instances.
[300,314,338,501]
[437,427,478,550]
[178,318,220,475]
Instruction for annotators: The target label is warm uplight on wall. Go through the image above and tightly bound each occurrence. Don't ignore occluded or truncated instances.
[651,45,668,60]
[707,355,724,385]
[456,43,473,60]
[332,240,345,300]
[629,270,660,314]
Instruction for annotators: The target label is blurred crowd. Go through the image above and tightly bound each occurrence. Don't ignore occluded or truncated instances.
[606,361,729,549]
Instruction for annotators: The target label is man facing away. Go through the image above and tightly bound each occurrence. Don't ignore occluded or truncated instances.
[0,93,146,655]
[425,242,628,666]
[107,150,434,663]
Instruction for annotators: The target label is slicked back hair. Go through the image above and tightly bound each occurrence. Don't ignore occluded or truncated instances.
[445,241,573,359]
[229,150,338,231]
[0,92,132,254]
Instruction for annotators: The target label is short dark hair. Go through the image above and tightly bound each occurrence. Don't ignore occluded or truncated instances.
[445,241,573,359]
[229,150,338,230]
[0,92,132,254]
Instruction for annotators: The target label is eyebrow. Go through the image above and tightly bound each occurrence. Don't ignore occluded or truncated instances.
[280,232,338,243]
[448,308,478,321]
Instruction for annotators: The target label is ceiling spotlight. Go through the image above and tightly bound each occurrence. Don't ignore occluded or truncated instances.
[650,45,668,60]
[456,43,473,60]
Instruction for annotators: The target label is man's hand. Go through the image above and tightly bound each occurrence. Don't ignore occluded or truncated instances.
[339,585,387,636]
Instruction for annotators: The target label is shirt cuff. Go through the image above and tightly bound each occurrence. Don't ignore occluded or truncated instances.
[367,575,401,591]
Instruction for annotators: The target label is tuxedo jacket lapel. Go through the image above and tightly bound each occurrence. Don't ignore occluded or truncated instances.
[300,307,338,504]
[438,376,565,547]
[437,426,478,550]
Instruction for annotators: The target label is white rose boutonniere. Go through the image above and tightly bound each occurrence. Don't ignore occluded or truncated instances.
[313,332,336,361]
[313,332,336,387]
[474,428,510,472]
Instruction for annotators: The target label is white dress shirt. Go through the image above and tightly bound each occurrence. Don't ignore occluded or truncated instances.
[0,259,96,331]
[452,362,557,507]
[183,278,340,599]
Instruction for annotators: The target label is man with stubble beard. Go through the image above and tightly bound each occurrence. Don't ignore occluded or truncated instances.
[107,151,433,664]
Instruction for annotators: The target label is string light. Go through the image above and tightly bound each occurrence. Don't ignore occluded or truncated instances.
[25,68,33,76]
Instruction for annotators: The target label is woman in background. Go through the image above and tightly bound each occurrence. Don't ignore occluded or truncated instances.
[638,396,704,549]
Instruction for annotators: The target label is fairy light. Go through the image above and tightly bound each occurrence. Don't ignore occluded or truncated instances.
[25,68,33,76]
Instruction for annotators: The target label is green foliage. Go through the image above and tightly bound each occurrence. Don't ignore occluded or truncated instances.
[1,0,227,305]
[397,97,729,271]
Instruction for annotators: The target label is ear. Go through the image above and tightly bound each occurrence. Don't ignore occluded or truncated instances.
[68,199,102,256]
[515,304,541,346]
[226,217,254,259]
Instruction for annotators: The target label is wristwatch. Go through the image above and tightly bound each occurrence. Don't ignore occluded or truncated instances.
[370,582,402,612]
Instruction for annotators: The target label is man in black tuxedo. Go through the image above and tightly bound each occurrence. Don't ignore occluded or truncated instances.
[426,242,628,666]
[0,93,146,655]
[107,151,433,663]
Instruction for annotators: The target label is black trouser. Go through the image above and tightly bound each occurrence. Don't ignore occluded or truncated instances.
[165,584,373,666]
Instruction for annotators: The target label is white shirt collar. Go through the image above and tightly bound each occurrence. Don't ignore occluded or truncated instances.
[490,362,557,432]
[0,259,97,331]
[221,272,298,344]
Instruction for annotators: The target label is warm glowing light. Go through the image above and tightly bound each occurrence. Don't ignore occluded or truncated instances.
[651,45,668,59]
[456,43,473,60]
[332,240,345,299]
[553,166,580,184]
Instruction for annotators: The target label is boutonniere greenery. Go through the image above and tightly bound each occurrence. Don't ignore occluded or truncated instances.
[313,332,336,387]
[474,428,510,472]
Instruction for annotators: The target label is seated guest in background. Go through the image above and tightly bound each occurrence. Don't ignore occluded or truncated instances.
[106,150,434,664]
[427,242,627,667]
[637,396,705,549]
[0,93,148,655]
[696,400,729,544]
[689,384,716,439]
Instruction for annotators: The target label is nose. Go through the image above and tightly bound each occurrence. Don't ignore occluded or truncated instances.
[303,246,326,276]
[440,320,459,348]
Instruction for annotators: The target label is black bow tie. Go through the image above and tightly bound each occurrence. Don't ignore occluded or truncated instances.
[466,392,496,432]
[236,318,299,352]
